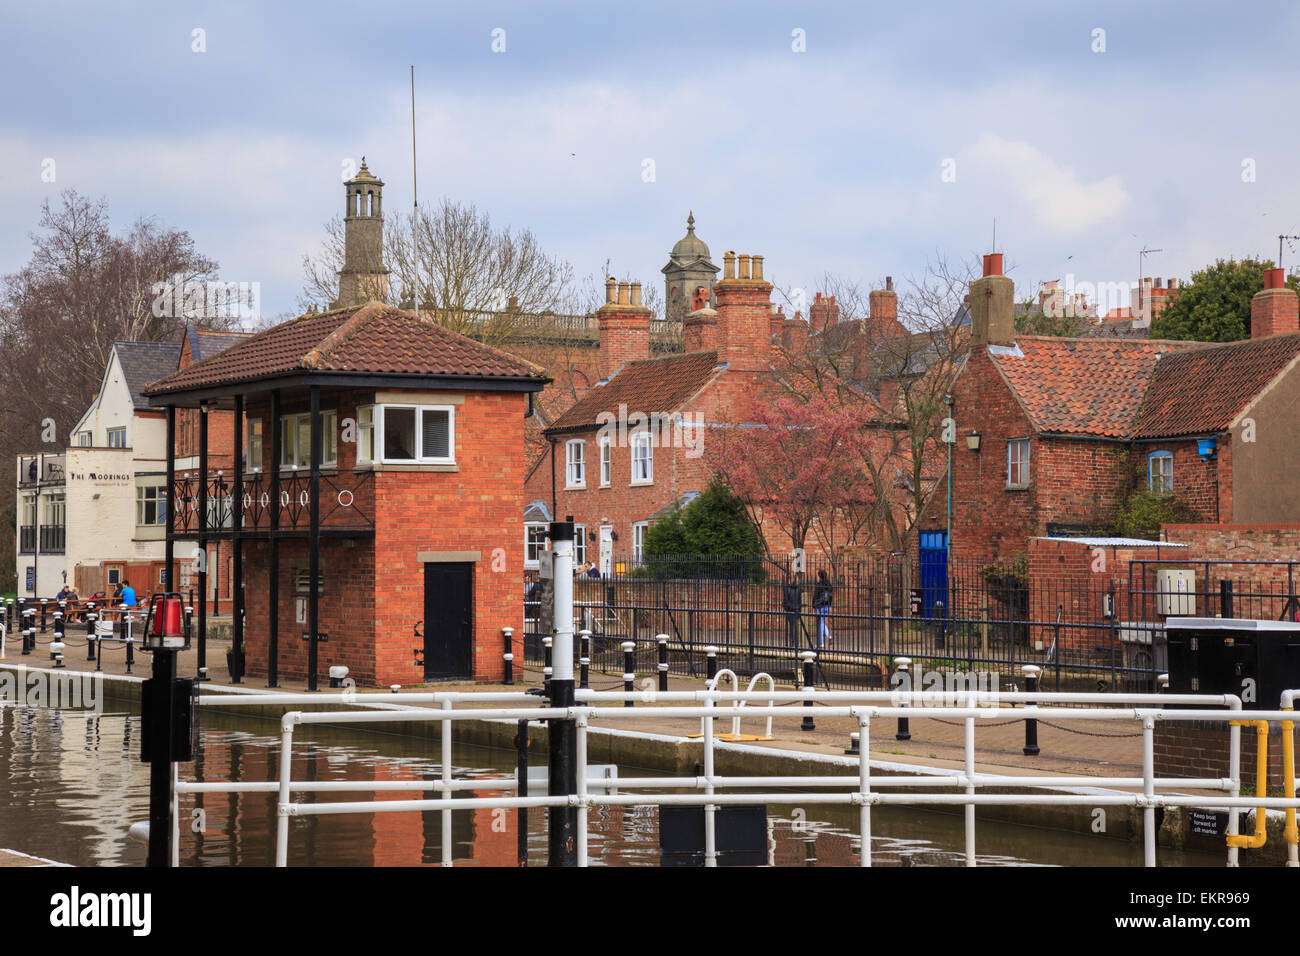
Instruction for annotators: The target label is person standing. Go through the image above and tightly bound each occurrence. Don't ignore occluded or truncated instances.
[813,569,834,647]
[782,572,803,648]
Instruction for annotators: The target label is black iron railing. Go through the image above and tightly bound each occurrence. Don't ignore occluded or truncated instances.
[170,470,376,536]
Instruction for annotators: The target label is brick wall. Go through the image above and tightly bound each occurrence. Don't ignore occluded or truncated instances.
[239,386,529,687]
[1155,720,1292,791]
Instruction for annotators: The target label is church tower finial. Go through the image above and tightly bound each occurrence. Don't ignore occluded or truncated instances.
[334,158,389,308]
[662,211,718,325]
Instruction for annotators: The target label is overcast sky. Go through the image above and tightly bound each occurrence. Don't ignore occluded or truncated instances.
[3,0,1298,320]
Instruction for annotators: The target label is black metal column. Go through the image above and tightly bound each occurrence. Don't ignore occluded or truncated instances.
[231,394,244,683]
[197,403,209,679]
[165,406,175,596]
[308,385,321,692]
[268,390,281,687]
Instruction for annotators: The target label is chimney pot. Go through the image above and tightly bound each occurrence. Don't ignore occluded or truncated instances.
[752,255,764,281]
[723,251,736,280]
[738,254,751,280]
[617,282,630,305]
[982,253,1004,277]
[1266,267,1286,290]
[885,276,893,291]
[630,282,642,307]
[605,276,616,304]
[814,292,822,303]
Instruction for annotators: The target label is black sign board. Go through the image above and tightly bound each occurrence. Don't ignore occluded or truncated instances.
[1188,808,1228,838]
[301,632,329,642]
[910,588,923,616]
[25,567,35,592]
[660,804,767,867]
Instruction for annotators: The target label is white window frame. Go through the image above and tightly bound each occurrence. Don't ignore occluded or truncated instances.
[630,432,654,486]
[245,418,263,473]
[632,521,649,564]
[1148,450,1174,496]
[574,524,587,566]
[376,404,455,465]
[77,431,92,447]
[599,437,612,487]
[524,522,549,569]
[279,411,339,470]
[107,427,127,448]
[136,484,167,527]
[1006,438,1031,489]
[566,439,586,488]
[357,405,375,464]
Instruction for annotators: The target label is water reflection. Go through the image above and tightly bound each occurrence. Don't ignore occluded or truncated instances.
[0,705,1224,867]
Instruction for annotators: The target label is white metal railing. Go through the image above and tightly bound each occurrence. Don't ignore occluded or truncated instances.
[166,685,1300,868]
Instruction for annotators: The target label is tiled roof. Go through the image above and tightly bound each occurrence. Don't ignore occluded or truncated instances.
[114,341,183,407]
[146,302,546,396]
[187,327,254,363]
[989,337,1208,438]
[545,351,724,433]
[1132,332,1300,438]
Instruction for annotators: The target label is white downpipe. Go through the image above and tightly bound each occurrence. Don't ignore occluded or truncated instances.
[858,714,871,868]
[171,763,180,868]
[552,537,574,682]
[576,713,589,867]
[1143,716,1156,867]
[441,698,453,868]
[1228,719,1242,867]
[274,713,296,867]
[704,693,716,868]
[964,691,975,867]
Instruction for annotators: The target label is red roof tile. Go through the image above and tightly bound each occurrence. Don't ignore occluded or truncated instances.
[546,351,724,433]
[146,302,546,396]
[989,337,1208,438]
[1132,332,1300,438]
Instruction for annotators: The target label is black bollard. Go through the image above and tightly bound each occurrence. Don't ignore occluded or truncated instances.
[657,633,669,693]
[622,641,636,706]
[845,731,860,755]
[800,651,817,731]
[705,645,718,683]
[894,656,911,741]
[542,635,553,689]
[1022,664,1041,756]
[40,602,48,633]
[1220,579,1234,620]
[502,627,515,686]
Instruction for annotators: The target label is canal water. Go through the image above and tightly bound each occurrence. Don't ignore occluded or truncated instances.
[0,704,1226,867]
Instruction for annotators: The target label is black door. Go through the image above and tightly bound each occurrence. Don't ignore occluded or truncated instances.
[423,562,474,679]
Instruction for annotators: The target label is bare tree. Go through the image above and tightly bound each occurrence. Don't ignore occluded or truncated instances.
[774,254,976,556]
[300,197,576,348]
[0,190,225,586]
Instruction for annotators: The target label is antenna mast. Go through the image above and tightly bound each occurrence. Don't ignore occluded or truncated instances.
[410,65,418,209]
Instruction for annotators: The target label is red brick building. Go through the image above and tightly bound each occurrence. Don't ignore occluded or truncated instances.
[146,301,546,687]
[928,256,1300,567]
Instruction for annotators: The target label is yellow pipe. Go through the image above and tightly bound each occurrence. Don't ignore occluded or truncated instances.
[1226,720,1268,850]
[1284,706,1298,852]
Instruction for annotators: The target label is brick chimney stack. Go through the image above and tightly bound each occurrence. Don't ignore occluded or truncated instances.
[780,308,809,353]
[868,276,898,322]
[597,275,652,379]
[684,285,720,353]
[809,292,840,333]
[1251,268,1299,339]
[713,250,774,372]
[969,253,1015,348]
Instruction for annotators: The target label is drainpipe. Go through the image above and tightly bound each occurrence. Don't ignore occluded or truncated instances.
[549,437,557,517]
[945,395,953,553]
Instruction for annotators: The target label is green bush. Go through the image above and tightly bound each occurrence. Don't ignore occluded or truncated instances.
[643,480,764,580]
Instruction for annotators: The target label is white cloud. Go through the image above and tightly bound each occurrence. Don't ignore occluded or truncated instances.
[956,133,1130,235]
